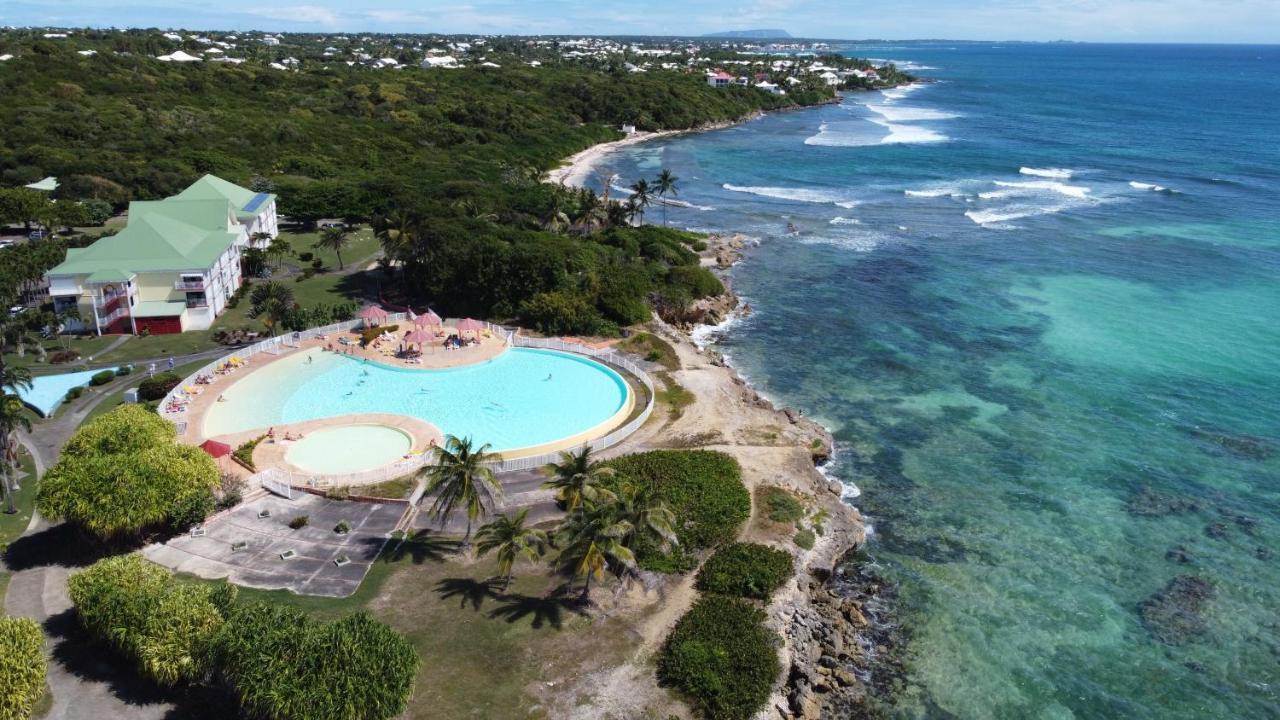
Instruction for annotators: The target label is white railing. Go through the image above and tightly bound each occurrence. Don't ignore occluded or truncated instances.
[161,319,656,485]
[258,468,295,499]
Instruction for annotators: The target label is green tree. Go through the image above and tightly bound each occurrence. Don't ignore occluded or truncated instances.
[419,435,502,545]
[553,501,636,601]
[655,169,679,226]
[541,446,616,515]
[316,225,352,270]
[613,480,679,554]
[474,509,548,590]
[0,395,32,516]
[248,281,296,335]
[265,236,293,270]
[628,178,653,224]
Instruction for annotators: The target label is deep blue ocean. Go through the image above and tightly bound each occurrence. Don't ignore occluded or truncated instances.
[587,43,1280,718]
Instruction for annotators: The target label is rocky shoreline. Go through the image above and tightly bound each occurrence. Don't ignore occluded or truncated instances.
[682,232,905,720]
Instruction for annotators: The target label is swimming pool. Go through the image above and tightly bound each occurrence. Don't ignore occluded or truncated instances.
[203,348,631,453]
[285,425,413,474]
[18,367,121,417]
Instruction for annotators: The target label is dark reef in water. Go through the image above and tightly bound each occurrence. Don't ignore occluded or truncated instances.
[1184,426,1276,461]
[1139,575,1215,645]
[1127,486,1201,517]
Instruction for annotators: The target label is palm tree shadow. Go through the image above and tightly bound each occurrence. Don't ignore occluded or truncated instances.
[381,530,460,565]
[435,576,503,611]
[487,584,585,630]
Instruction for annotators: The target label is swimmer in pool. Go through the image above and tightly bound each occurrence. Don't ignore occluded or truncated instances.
[545,373,552,381]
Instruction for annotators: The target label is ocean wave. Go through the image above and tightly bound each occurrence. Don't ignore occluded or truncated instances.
[722,184,859,208]
[1129,181,1176,194]
[965,204,1067,226]
[865,104,959,122]
[904,187,967,198]
[868,119,949,144]
[879,83,926,102]
[829,216,862,225]
[1019,167,1074,179]
[798,230,889,252]
[610,183,715,209]
[990,180,1091,199]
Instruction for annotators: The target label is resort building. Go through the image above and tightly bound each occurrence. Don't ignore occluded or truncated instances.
[707,70,735,87]
[46,175,277,336]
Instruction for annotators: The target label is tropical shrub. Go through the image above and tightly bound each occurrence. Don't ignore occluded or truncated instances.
[231,435,265,471]
[761,486,804,525]
[359,324,398,344]
[604,450,750,572]
[793,528,816,550]
[38,405,219,538]
[64,386,84,401]
[287,515,309,529]
[211,604,418,720]
[90,369,115,386]
[657,595,780,720]
[49,349,79,364]
[68,555,230,687]
[114,365,133,376]
[695,542,793,600]
[138,371,181,401]
[0,616,46,720]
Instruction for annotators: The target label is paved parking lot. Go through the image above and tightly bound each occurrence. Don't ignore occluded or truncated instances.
[145,493,407,597]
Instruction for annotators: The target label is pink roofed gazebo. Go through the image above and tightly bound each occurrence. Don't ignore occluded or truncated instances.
[359,305,389,326]
[412,311,442,328]
[403,329,431,347]
[455,318,485,337]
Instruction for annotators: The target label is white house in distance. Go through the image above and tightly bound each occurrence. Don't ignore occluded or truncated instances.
[46,175,278,335]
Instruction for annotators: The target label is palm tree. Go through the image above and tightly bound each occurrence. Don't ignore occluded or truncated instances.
[265,236,293,270]
[249,231,273,249]
[628,178,653,224]
[542,446,616,515]
[0,366,33,515]
[248,281,296,335]
[614,481,679,554]
[474,509,548,590]
[316,226,352,270]
[655,169,679,226]
[554,502,636,602]
[419,435,503,546]
[606,201,631,229]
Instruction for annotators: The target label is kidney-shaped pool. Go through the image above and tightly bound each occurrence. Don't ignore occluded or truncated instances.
[203,348,631,454]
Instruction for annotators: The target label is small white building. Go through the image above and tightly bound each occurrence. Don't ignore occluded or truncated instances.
[707,70,734,88]
[157,50,202,63]
[261,36,281,46]
[421,55,459,69]
[756,81,785,96]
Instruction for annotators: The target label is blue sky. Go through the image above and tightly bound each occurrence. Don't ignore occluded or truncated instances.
[3,0,1278,43]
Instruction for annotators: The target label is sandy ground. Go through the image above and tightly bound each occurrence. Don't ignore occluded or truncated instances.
[545,130,684,187]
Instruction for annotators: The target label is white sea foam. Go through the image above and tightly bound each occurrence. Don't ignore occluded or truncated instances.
[829,216,862,225]
[865,104,959,122]
[965,204,1066,226]
[990,180,1091,199]
[868,119,948,144]
[1129,181,1175,194]
[1019,167,1074,179]
[905,187,964,198]
[610,183,715,210]
[798,230,889,252]
[879,83,925,101]
[722,184,859,208]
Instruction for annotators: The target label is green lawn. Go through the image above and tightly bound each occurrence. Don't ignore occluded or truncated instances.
[284,226,380,272]
[190,532,639,719]
[0,450,39,547]
[80,359,208,424]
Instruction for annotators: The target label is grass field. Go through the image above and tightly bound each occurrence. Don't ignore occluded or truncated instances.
[192,531,639,719]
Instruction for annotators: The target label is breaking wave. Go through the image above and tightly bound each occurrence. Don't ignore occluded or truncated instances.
[1019,167,1074,179]
[722,184,860,208]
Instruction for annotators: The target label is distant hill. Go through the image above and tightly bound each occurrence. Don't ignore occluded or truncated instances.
[703,29,792,39]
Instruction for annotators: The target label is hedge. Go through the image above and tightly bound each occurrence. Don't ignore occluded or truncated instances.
[359,324,398,345]
[38,405,219,538]
[0,617,46,720]
[68,554,231,687]
[212,604,418,720]
[138,371,181,401]
[657,595,780,720]
[695,543,794,600]
[90,369,116,386]
[604,450,750,572]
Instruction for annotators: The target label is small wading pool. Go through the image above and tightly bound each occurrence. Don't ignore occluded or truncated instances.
[284,425,412,475]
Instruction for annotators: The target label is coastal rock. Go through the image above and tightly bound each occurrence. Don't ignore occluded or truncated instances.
[1205,523,1230,540]
[1126,486,1200,517]
[1165,545,1194,564]
[1138,575,1214,645]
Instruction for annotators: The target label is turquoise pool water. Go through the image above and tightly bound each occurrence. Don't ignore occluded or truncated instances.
[18,367,121,417]
[285,425,413,474]
[203,348,630,452]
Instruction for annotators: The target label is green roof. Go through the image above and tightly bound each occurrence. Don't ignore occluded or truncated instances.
[49,197,240,277]
[172,174,274,221]
[132,301,187,318]
[24,176,58,192]
[85,269,134,284]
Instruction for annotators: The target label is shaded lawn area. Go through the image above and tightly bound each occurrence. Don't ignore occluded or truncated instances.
[0,450,39,547]
[199,530,639,719]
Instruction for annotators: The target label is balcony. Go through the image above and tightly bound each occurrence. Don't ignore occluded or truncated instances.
[175,279,205,291]
[97,307,128,327]
[185,299,209,309]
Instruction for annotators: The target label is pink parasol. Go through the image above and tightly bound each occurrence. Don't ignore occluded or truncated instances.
[403,329,431,346]
[455,318,485,335]
[412,311,442,328]
[199,439,231,458]
[358,305,388,326]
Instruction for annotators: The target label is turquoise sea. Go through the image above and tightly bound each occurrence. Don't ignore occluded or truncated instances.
[587,43,1280,718]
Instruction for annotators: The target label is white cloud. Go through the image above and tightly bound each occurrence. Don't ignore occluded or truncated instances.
[247,4,340,25]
